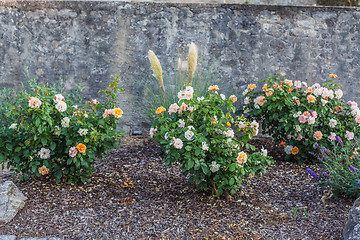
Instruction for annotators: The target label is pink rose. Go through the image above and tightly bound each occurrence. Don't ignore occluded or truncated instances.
[69,146,78,158]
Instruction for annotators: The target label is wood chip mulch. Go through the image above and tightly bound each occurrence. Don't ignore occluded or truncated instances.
[0,136,354,239]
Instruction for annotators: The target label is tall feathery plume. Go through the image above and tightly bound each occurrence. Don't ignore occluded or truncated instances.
[148,50,165,97]
[188,42,198,85]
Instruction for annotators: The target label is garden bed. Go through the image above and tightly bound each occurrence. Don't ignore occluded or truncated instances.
[0,136,354,239]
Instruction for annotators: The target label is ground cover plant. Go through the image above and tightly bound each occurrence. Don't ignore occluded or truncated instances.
[243,74,360,163]
[309,136,360,198]
[0,76,125,184]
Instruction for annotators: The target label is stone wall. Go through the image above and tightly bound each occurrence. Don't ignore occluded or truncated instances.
[0,1,360,133]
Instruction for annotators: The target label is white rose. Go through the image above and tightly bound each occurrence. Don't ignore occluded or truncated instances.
[55,101,67,112]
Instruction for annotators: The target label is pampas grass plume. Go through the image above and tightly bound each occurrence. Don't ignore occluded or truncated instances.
[188,42,198,85]
[148,50,165,97]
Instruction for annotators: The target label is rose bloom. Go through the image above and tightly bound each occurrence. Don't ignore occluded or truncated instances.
[305,87,314,94]
[284,145,293,155]
[262,84,268,91]
[78,128,88,136]
[329,74,337,79]
[9,123,17,129]
[38,165,49,175]
[299,115,307,124]
[247,84,256,91]
[220,94,226,100]
[149,127,156,138]
[168,103,179,114]
[29,97,42,109]
[185,91,193,100]
[229,95,237,103]
[210,161,220,173]
[54,94,65,103]
[178,119,185,128]
[177,90,186,100]
[311,111,318,118]
[329,119,337,128]
[345,131,355,140]
[284,79,293,87]
[103,109,111,118]
[114,108,123,118]
[237,151,247,164]
[172,138,183,149]
[313,131,323,140]
[55,101,67,112]
[184,130,194,140]
[156,106,166,114]
[202,142,209,151]
[224,129,235,138]
[307,95,316,103]
[178,103,187,113]
[238,121,245,129]
[251,121,259,129]
[291,146,299,155]
[185,86,194,94]
[38,148,50,159]
[356,115,360,124]
[61,117,70,128]
[208,85,219,91]
[328,132,336,141]
[76,143,86,153]
[307,116,316,125]
[321,99,328,106]
[294,80,302,88]
[255,96,267,106]
[244,97,250,105]
[69,146,78,157]
[266,89,274,97]
[335,89,343,99]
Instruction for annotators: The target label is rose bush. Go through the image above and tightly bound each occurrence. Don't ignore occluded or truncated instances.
[150,85,273,198]
[0,76,125,184]
[242,74,359,162]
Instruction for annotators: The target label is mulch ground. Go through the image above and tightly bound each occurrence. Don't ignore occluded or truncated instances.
[0,136,355,239]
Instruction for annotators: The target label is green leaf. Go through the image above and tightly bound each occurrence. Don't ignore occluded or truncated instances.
[41,137,47,146]
[14,147,21,153]
[50,142,56,150]
[35,118,40,127]
[6,144,13,151]
[230,164,235,172]
[187,159,194,170]
[229,177,235,185]
[195,148,200,156]
[84,138,90,143]
[185,145,192,151]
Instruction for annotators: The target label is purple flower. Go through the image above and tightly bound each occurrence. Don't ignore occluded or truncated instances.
[314,143,319,148]
[309,152,315,156]
[321,172,329,178]
[350,166,359,173]
[321,147,330,155]
[358,180,360,187]
[306,168,319,179]
[336,136,343,145]
[319,164,324,168]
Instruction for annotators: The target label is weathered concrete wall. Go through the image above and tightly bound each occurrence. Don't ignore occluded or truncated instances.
[0,1,360,133]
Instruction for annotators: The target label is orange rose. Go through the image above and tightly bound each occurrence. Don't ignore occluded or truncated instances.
[307,95,316,103]
[291,147,299,155]
[288,88,293,92]
[77,143,86,153]
[208,85,219,91]
[226,122,231,127]
[155,106,166,114]
[247,84,256,91]
[237,151,247,164]
[329,74,337,79]
[38,165,49,175]
[114,108,123,118]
